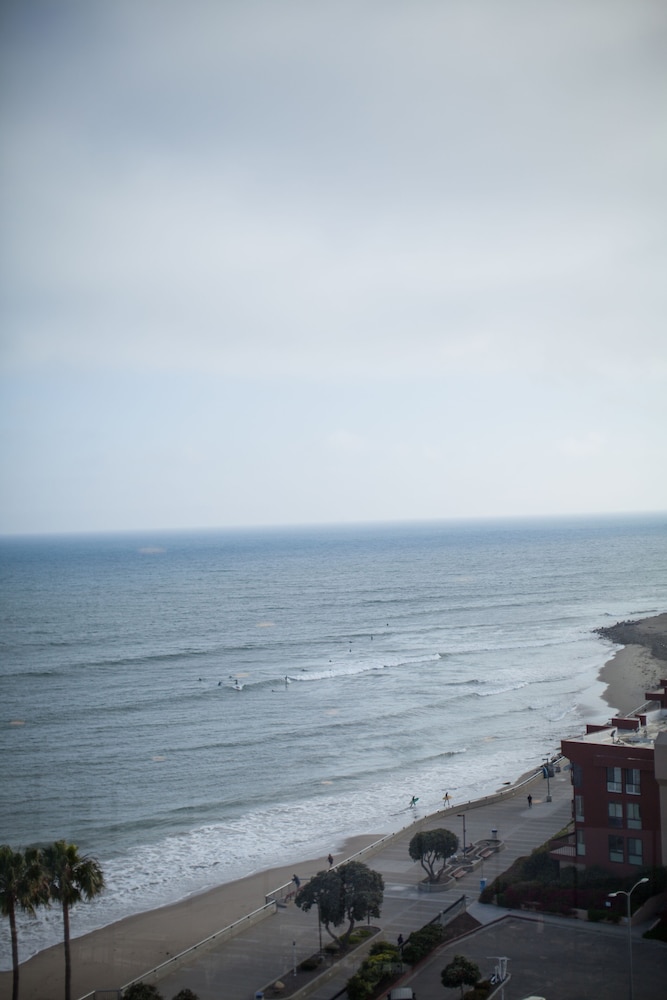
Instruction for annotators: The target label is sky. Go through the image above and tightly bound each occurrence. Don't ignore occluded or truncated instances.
[1,0,666,535]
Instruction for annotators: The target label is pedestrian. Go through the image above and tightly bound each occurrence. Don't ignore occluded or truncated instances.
[397,933,404,950]
[527,794,532,808]
[443,792,451,807]
[327,853,334,866]
[292,874,301,889]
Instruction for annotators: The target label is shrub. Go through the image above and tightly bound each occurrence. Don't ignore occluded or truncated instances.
[463,982,492,1000]
[346,961,391,1000]
[346,972,377,1000]
[478,883,495,904]
[348,927,373,945]
[299,956,321,971]
[346,940,402,999]
[171,992,200,1000]
[402,923,445,964]
[588,908,607,923]
[369,939,399,958]
[124,985,163,1000]
[520,848,560,883]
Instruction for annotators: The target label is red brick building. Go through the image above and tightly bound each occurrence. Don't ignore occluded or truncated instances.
[553,681,667,876]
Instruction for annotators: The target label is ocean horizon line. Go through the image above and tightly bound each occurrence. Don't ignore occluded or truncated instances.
[2,507,665,542]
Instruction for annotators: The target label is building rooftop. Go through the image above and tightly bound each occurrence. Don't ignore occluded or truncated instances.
[563,679,667,749]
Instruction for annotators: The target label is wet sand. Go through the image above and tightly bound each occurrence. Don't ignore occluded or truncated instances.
[597,611,667,714]
[1,835,380,1000]
[6,610,666,1000]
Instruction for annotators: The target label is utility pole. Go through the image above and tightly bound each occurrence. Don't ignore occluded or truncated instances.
[542,756,552,802]
[457,812,467,857]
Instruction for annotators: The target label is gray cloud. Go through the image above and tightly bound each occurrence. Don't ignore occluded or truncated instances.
[1,1,666,531]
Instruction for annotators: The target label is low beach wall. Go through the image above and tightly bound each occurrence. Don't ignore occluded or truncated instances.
[73,761,558,1000]
[77,901,277,1000]
[340,761,554,867]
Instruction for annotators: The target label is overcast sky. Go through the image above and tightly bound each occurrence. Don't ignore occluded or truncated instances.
[1,0,666,535]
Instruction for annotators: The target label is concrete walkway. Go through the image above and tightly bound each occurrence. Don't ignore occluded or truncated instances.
[154,765,577,1000]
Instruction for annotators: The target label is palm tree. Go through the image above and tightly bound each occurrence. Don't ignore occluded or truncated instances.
[0,845,49,1000]
[42,840,104,1000]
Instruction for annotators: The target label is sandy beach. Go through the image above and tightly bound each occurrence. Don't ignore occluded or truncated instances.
[597,611,667,714]
[5,611,666,1000]
[0,835,381,1000]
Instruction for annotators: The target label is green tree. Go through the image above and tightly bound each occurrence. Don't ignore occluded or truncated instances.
[408,829,458,881]
[123,985,163,1000]
[295,860,384,950]
[0,846,50,1000]
[171,991,200,1000]
[43,840,104,1000]
[0,844,49,1000]
[441,954,481,997]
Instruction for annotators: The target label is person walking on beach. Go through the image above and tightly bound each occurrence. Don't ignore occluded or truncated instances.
[327,853,334,866]
[527,794,532,808]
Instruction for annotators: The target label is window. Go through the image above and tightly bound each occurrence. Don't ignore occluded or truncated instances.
[608,802,623,828]
[606,766,622,792]
[608,835,624,863]
[626,768,641,795]
[627,802,641,830]
[575,795,584,822]
[576,829,585,856]
[627,838,643,865]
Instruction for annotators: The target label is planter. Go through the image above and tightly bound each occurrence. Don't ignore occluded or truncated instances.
[418,876,453,893]
[261,926,382,1000]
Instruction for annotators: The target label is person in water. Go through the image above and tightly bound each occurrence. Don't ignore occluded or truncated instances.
[409,795,419,807]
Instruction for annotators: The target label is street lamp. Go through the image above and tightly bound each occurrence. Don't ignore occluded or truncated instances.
[457,813,467,858]
[542,756,552,802]
[608,877,649,1000]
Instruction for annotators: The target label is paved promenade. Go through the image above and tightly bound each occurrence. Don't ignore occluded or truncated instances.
[153,764,582,1000]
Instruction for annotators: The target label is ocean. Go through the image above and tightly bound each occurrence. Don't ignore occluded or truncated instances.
[1,513,666,967]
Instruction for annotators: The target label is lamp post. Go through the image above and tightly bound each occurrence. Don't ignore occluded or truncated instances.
[608,877,649,1000]
[542,756,552,802]
[457,813,467,858]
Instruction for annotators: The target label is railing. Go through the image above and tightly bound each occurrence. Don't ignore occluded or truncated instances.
[277,760,562,898]
[427,892,467,925]
[548,830,576,859]
[80,760,561,999]
[77,901,276,1000]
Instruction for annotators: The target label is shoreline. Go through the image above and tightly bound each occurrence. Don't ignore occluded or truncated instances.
[1,834,383,1000]
[6,612,667,999]
[596,611,667,715]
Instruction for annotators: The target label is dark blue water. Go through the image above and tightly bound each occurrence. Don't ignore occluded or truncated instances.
[1,513,666,964]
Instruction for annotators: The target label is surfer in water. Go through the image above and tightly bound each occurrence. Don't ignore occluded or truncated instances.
[409,795,419,807]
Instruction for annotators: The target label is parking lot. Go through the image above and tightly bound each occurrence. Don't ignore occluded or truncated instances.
[402,910,667,1000]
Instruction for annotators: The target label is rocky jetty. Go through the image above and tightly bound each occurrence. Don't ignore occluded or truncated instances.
[594,612,667,663]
